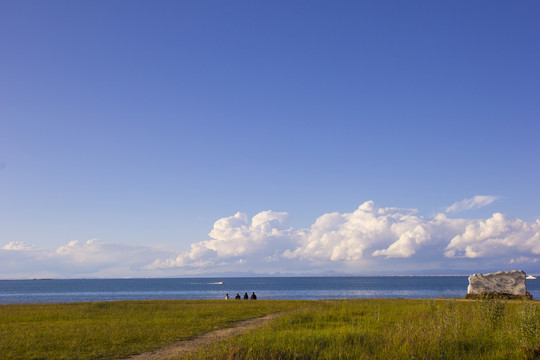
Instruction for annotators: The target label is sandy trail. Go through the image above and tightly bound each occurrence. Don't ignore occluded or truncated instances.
[119,313,280,360]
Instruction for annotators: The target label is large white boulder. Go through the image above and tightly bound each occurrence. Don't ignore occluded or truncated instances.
[467,270,527,296]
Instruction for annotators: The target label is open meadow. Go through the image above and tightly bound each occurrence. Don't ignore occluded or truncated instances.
[0,300,308,360]
[1,298,539,360]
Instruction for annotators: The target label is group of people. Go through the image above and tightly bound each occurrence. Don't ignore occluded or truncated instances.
[224,292,257,300]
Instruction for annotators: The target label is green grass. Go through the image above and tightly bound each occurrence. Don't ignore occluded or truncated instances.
[3,298,540,360]
[0,300,309,360]
[187,298,540,360]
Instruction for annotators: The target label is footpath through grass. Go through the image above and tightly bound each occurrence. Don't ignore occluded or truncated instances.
[187,298,540,360]
[0,299,308,360]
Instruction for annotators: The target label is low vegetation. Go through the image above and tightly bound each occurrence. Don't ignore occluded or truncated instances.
[1,298,539,360]
[0,299,308,360]
[188,298,540,360]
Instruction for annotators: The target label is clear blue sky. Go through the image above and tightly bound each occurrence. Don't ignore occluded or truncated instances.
[1,1,539,278]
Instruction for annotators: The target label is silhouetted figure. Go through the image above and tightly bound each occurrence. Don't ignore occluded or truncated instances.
[225,293,229,300]
[235,293,241,300]
[244,292,249,300]
[250,292,257,300]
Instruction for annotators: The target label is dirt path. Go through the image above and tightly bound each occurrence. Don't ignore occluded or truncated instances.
[119,313,281,360]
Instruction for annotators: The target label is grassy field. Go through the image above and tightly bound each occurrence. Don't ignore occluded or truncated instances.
[1,298,539,360]
[0,299,309,360]
[187,298,540,360]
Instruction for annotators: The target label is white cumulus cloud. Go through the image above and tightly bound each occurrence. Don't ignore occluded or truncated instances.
[285,200,430,261]
[444,213,540,258]
[147,210,300,272]
[148,200,540,275]
[3,200,540,278]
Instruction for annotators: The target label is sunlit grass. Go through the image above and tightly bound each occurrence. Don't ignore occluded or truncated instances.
[187,298,540,360]
[3,298,540,360]
[0,300,309,360]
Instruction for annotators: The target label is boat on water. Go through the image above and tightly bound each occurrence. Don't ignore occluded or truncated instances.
[526,275,536,280]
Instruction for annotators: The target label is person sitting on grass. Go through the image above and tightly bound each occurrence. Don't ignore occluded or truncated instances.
[224,293,229,300]
[244,292,249,299]
[235,293,241,300]
[250,292,257,300]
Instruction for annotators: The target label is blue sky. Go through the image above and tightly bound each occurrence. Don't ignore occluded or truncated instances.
[1,1,539,278]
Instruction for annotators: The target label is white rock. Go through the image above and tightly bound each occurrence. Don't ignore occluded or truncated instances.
[467,270,527,296]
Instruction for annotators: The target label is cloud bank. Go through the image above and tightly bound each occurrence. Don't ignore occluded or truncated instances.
[2,198,540,278]
[1,239,171,279]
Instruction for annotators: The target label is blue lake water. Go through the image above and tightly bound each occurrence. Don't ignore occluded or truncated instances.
[1,277,539,304]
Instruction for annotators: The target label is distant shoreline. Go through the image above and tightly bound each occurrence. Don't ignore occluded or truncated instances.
[0,274,474,281]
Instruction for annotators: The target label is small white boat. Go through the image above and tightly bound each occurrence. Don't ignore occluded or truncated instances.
[526,275,536,280]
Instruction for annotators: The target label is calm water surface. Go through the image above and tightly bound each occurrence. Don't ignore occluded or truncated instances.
[1,277,539,304]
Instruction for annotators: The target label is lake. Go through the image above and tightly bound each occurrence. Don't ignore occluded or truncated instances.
[1,276,539,304]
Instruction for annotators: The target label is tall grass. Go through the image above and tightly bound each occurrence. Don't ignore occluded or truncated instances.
[0,300,308,360]
[188,299,540,360]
